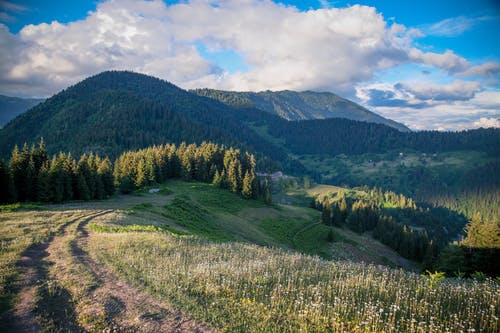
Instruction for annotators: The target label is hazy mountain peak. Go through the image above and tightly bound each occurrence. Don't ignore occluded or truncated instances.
[191,88,410,132]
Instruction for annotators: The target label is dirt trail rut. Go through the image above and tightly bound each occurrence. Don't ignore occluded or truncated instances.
[7,211,109,333]
[8,209,214,333]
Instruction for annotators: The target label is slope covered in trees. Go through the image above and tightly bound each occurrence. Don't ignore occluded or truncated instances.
[267,119,500,156]
[1,71,498,172]
[312,187,467,267]
[0,71,288,166]
[191,88,410,131]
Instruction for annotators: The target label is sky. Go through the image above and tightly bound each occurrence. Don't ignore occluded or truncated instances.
[0,0,499,131]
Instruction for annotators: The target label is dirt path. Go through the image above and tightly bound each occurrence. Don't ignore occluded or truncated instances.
[71,211,214,332]
[7,211,108,333]
[9,209,215,333]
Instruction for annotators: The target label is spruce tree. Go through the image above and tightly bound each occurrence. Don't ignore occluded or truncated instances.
[212,169,222,187]
[0,159,13,203]
[241,171,254,199]
[98,157,115,196]
[35,162,50,202]
[135,158,147,189]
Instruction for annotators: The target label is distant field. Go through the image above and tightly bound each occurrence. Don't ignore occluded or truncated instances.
[1,180,498,332]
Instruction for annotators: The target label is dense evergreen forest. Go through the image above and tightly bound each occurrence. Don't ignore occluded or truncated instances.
[312,188,464,265]
[1,71,498,173]
[313,187,500,275]
[0,140,260,204]
[1,140,114,203]
[114,142,259,198]
[267,119,499,156]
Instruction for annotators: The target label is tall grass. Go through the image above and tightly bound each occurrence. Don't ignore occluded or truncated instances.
[90,231,500,332]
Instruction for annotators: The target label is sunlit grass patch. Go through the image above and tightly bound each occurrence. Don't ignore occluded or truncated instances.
[90,232,500,333]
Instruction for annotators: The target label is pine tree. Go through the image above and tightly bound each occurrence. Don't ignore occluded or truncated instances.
[9,145,23,201]
[241,171,254,199]
[212,169,222,187]
[0,159,13,203]
[134,158,146,188]
[75,156,91,200]
[35,162,50,202]
[48,157,65,202]
[322,201,331,225]
[98,157,115,196]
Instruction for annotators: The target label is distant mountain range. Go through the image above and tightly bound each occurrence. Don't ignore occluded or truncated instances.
[192,89,410,132]
[0,71,497,173]
[0,95,44,127]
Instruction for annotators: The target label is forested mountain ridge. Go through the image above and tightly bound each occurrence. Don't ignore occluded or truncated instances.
[0,95,44,127]
[191,88,410,132]
[0,71,290,166]
[0,71,498,172]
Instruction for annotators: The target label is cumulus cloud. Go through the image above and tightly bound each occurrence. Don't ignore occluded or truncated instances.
[356,80,481,110]
[0,0,424,97]
[457,62,500,78]
[356,82,500,130]
[0,0,218,97]
[408,49,468,74]
[0,0,498,130]
[403,80,481,101]
[473,117,500,128]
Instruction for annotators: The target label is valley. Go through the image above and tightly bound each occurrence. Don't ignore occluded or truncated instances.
[0,71,498,332]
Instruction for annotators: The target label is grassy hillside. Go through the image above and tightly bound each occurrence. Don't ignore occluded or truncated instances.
[1,181,498,332]
[81,181,402,263]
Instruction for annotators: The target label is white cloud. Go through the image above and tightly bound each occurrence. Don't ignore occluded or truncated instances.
[458,62,500,78]
[356,80,481,109]
[0,0,416,97]
[0,0,498,130]
[408,49,468,73]
[356,82,500,130]
[404,80,481,101]
[473,117,500,128]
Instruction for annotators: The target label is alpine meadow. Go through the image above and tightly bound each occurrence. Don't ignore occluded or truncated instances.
[0,1,499,332]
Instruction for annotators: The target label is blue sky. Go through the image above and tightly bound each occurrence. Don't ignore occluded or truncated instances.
[0,0,499,130]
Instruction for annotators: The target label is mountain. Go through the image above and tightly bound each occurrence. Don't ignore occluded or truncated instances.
[0,71,497,170]
[0,71,290,163]
[0,95,44,127]
[191,88,410,132]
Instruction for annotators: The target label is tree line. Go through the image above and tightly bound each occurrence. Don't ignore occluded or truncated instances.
[312,188,465,267]
[114,142,259,199]
[0,139,114,203]
[0,140,261,204]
